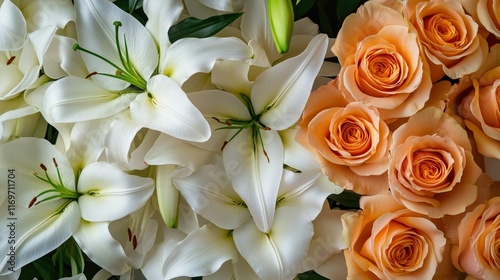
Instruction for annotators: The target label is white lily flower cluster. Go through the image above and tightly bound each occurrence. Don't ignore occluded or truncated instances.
[0,0,346,279]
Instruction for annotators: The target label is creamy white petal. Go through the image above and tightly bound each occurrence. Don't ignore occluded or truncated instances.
[145,133,215,171]
[75,0,158,90]
[0,97,38,124]
[24,82,74,150]
[77,162,154,222]
[0,0,26,50]
[183,0,219,18]
[174,163,251,229]
[73,220,130,276]
[211,60,253,95]
[163,224,238,279]
[241,0,280,64]
[314,252,348,280]
[0,200,80,275]
[144,0,183,68]
[160,37,252,86]
[2,26,56,100]
[188,89,251,120]
[278,170,340,220]
[44,76,137,123]
[17,0,75,31]
[130,75,210,142]
[223,129,283,233]
[253,34,328,130]
[298,203,348,273]
[233,206,314,280]
[104,112,159,171]
[279,126,319,172]
[144,0,183,45]
[66,117,114,172]
[198,0,245,12]
[43,35,88,79]
[140,222,187,280]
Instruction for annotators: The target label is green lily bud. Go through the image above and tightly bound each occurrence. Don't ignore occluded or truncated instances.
[154,164,180,228]
[268,0,294,54]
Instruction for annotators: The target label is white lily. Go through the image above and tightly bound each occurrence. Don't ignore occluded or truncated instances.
[171,156,335,279]
[0,138,154,276]
[188,34,328,232]
[44,0,252,143]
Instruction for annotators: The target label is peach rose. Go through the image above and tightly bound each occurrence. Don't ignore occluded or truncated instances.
[389,107,482,218]
[405,0,488,79]
[458,66,500,160]
[332,1,433,120]
[342,194,448,279]
[461,0,500,38]
[448,196,500,279]
[297,79,391,195]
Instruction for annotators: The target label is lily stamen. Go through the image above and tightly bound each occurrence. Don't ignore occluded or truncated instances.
[72,21,147,90]
[30,159,79,207]
[6,56,15,65]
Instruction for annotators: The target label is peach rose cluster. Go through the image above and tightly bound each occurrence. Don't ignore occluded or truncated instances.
[296,0,500,279]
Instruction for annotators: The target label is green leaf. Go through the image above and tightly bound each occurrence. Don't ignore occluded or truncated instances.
[295,270,329,279]
[113,0,147,25]
[32,257,58,280]
[293,0,317,21]
[329,190,361,209]
[44,123,58,145]
[316,0,334,37]
[168,13,243,44]
[336,0,360,24]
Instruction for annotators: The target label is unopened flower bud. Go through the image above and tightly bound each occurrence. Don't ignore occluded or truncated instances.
[268,0,294,54]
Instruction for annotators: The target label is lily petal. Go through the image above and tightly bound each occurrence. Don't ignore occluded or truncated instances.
[130,75,210,142]
[223,129,283,233]
[66,117,114,172]
[174,162,251,230]
[241,0,280,64]
[17,0,75,31]
[0,0,26,50]
[2,26,56,100]
[43,34,88,79]
[0,200,80,275]
[77,162,154,222]
[73,220,130,275]
[75,0,158,90]
[279,126,319,172]
[277,169,338,220]
[145,133,215,171]
[233,206,314,280]
[44,76,137,123]
[253,34,328,130]
[144,0,183,46]
[211,60,253,95]
[105,112,159,171]
[23,82,74,150]
[198,0,245,12]
[160,37,252,86]
[163,224,238,279]
[140,222,188,280]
